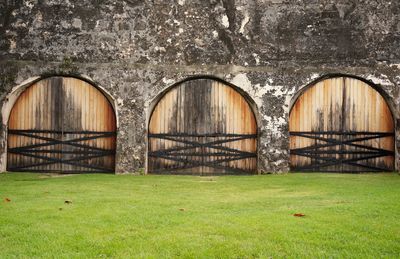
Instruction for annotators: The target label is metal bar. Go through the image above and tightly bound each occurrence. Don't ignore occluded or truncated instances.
[150,135,256,155]
[345,162,392,172]
[290,134,393,153]
[7,129,116,172]
[8,149,115,155]
[16,151,111,165]
[295,152,390,166]
[60,160,114,172]
[8,129,116,135]
[12,131,114,144]
[293,169,388,173]
[149,152,248,157]
[149,154,253,174]
[9,134,115,153]
[151,143,249,156]
[149,153,256,169]
[293,153,391,171]
[150,134,256,147]
[148,132,257,173]
[9,151,113,171]
[290,131,394,136]
[291,149,393,156]
[291,133,391,146]
[149,146,254,157]
[294,166,390,172]
[290,130,395,172]
[149,165,251,174]
[149,133,257,138]
[149,168,253,175]
[6,168,112,173]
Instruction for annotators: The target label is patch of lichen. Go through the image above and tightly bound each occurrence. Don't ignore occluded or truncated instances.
[58,57,79,74]
[0,74,15,92]
[40,57,80,77]
[0,60,18,92]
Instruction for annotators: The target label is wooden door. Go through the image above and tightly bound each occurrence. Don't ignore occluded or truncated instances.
[148,79,257,175]
[289,77,394,172]
[7,77,117,173]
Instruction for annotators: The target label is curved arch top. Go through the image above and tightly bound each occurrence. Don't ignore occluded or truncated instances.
[289,75,395,172]
[8,76,117,132]
[289,73,395,117]
[3,74,119,129]
[147,75,260,129]
[148,77,258,175]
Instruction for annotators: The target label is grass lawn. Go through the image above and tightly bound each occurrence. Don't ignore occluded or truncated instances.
[0,173,399,258]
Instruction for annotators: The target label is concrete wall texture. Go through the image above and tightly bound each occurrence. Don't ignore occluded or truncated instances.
[0,0,399,173]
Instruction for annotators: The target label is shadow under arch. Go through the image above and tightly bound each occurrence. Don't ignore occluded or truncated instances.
[1,74,119,173]
[146,75,260,175]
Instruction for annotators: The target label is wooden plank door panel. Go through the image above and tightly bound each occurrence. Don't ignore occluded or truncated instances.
[289,77,394,172]
[7,77,116,173]
[148,79,257,175]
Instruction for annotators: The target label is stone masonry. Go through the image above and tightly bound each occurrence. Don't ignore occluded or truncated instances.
[0,0,399,173]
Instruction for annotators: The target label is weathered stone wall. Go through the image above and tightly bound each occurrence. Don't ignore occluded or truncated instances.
[1,0,399,173]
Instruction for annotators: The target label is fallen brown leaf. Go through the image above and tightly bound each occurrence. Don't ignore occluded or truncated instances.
[294,213,305,217]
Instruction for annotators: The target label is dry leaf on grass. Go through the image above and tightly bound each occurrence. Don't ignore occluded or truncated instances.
[294,213,305,217]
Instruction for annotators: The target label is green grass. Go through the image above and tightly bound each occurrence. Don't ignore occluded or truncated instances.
[0,173,400,258]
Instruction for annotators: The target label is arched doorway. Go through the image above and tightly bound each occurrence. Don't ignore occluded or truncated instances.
[7,76,117,173]
[289,76,395,172]
[148,78,258,175]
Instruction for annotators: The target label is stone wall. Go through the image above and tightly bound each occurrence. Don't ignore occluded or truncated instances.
[1,0,399,173]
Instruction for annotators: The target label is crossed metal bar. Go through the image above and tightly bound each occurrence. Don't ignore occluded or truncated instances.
[148,133,257,173]
[7,129,116,173]
[289,131,395,172]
